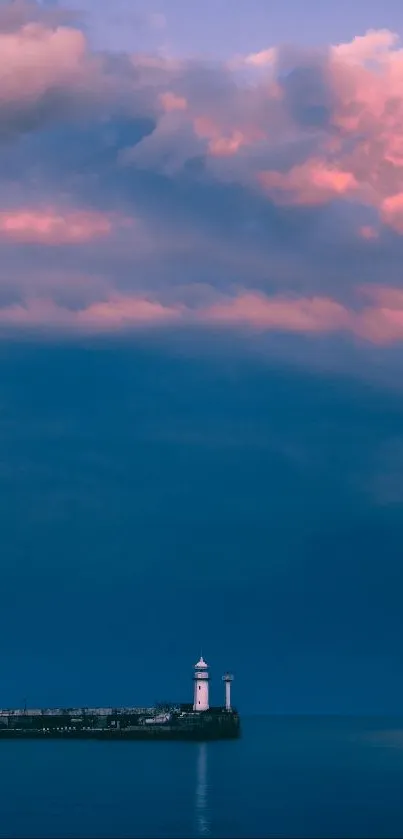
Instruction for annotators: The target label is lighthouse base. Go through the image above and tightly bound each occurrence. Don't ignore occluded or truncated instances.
[0,707,241,742]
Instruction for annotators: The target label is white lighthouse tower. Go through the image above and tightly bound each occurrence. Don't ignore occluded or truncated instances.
[222,672,234,711]
[193,656,210,711]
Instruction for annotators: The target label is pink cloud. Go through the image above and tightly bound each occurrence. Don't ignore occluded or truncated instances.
[326,30,403,227]
[193,116,264,157]
[0,295,182,333]
[0,209,131,244]
[243,47,277,68]
[208,130,254,158]
[190,28,403,234]
[0,22,92,109]
[331,28,399,65]
[258,161,359,206]
[75,296,182,331]
[184,27,403,229]
[358,285,403,308]
[380,194,403,234]
[199,288,403,346]
[1,286,403,346]
[201,292,352,333]
[0,8,145,135]
[359,225,379,240]
[159,91,188,112]
[355,306,403,344]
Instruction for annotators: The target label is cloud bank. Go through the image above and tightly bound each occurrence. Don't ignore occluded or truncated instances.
[1,2,403,361]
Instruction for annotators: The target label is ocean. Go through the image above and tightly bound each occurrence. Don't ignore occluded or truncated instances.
[2,716,403,838]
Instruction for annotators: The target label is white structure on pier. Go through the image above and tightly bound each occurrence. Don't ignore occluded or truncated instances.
[193,656,210,711]
[222,672,234,710]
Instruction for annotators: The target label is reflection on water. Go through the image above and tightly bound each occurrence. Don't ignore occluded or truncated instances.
[195,743,210,836]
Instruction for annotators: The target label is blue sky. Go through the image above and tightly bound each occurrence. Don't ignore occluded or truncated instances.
[1,0,403,713]
[60,0,403,57]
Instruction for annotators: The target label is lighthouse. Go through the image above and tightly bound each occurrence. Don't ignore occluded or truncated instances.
[222,672,233,710]
[193,656,210,711]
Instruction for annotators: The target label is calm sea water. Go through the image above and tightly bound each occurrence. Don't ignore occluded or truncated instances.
[1,716,403,838]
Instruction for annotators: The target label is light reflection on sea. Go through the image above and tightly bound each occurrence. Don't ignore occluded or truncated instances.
[195,743,210,837]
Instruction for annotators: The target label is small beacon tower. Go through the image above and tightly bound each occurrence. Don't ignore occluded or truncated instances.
[222,672,234,711]
[193,656,210,711]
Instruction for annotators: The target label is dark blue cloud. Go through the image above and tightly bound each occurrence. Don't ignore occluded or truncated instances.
[278,61,334,128]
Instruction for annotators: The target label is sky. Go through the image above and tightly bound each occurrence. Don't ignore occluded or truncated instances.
[1,0,403,714]
[56,0,403,58]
